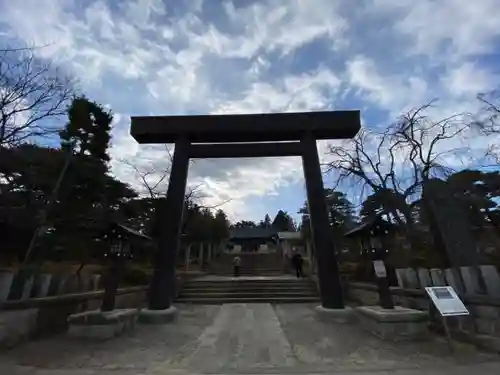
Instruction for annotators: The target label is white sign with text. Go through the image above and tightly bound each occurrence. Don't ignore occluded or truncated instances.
[425,286,469,316]
[372,260,387,278]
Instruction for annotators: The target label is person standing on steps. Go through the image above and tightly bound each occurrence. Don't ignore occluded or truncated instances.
[233,255,241,277]
[291,252,304,278]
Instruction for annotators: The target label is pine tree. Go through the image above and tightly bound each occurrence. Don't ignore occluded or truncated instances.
[59,96,112,163]
[272,210,295,231]
[55,96,119,265]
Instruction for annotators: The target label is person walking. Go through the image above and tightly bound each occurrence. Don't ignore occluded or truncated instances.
[233,255,241,277]
[291,252,304,278]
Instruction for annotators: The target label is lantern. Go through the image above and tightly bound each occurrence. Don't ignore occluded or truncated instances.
[345,214,394,310]
[100,222,150,312]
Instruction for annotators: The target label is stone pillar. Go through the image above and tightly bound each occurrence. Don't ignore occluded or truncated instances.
[460,266,483,295]
[445,268,464,294]
[430,268,446,286]
[404,268,419,289]
[207,243,212,263]
[199,243,205,271]
[417,268,432,288]
[395,269,407,288]
[480,265,500,298]
[0,270,14,303]
[301,134,344,309]
[91,274,101,290]
[20,275,34,301]
[33,274,52,298]
[185,243,191,272]
[57,275,68,295]
[148,137,190,311]
[306,241,313,274]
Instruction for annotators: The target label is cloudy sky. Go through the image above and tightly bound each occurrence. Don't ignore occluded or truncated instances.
[1,0,499,223]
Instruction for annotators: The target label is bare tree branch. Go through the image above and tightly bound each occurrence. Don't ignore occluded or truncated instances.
[0,47,75,147]
[475,90,500,135]
[326,100,472,239]
[388,100,471,195]
[119,148,232,210]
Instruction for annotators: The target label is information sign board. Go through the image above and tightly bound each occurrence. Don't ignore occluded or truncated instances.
[372,260,387,278]
[425,286,469,316]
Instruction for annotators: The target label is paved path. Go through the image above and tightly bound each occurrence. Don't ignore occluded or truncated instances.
[0,304,499,374]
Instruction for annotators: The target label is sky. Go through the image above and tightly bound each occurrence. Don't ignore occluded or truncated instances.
[1,0,500,224]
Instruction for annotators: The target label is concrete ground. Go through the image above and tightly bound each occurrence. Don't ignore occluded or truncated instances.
[0,303,499,374]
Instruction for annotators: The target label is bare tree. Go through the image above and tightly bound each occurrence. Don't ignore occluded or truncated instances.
[329,101,470,207]
[389,101,470,184]
[327,101,472,259]
[473,90,500,165]
[476,90,500,135]
[119,146,229,208]
[0,47,74,147]
[389,101,473,265]
[327,127,411,226]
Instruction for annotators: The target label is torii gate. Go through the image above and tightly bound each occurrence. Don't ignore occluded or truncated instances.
[130,110,360,319]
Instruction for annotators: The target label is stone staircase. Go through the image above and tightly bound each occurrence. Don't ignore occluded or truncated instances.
[208,252,284,276]
[176,276,320,304]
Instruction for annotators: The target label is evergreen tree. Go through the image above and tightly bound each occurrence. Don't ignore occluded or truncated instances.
[324,189,356,230]
[263,214,272,228]
[54,96,124,262]
[272,210,295,231]
[212,209,230,242]
[59,96,112,163]
[258,213,272,228]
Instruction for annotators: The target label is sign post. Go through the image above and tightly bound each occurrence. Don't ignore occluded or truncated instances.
[425,286,469,353]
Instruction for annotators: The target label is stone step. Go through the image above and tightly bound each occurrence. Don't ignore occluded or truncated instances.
[209,274,287,277]
[185,278,312,284]
[184,280,312,285]
[209,269,285,273]
[182,289,314,294]
[182,285,316,293]
[183,283,316,290]
[183,284,314,291]
[179,291,316,298]
[209,267,284,274]
[175,296,320,304]
[178,276,318,304]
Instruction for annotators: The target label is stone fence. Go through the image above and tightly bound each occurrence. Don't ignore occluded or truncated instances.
[0,286,148,349]
[0,270,201,349]
[393,265,500,298]
[347,282,500,352]
[1,270,104,304]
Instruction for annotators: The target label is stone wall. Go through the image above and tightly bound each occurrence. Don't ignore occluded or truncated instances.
[347,282,500,351]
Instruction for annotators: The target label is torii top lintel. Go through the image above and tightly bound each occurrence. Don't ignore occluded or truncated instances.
[130,110,361,144]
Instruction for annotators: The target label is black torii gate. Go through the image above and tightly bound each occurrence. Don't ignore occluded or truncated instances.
[130,110,360,310]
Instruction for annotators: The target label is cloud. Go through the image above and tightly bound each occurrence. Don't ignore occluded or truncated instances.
[1,0,499,221]
[374,0,500,60]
